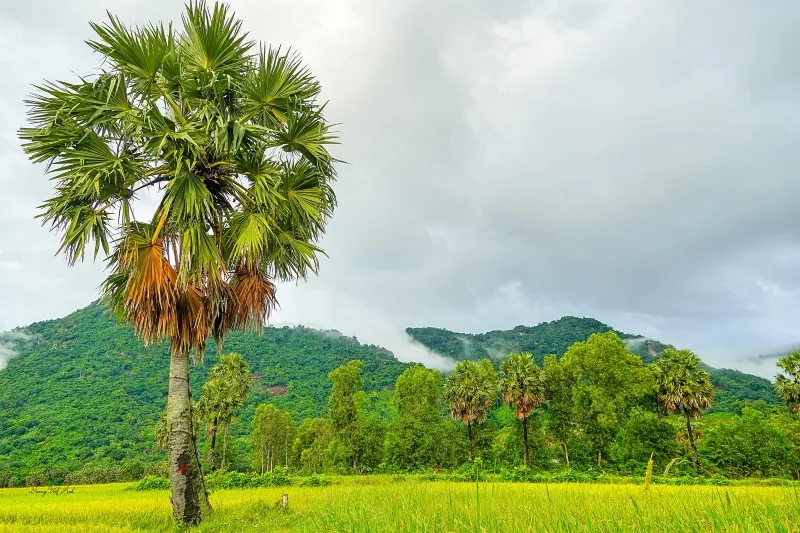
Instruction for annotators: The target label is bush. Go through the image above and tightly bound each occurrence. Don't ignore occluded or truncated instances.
[612,413,679,472]
[205,469,293,490]
[702,408,794,478]
[0,471,20,488]
[445,460,488,482]
[301,474,330,487]
[133,476,170,491]
[65,465,128,485]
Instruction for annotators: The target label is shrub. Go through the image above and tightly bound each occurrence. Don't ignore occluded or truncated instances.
[301,474,330,487]
[205,470,293,490]
[133,476,170,491]
[702,408,794,478]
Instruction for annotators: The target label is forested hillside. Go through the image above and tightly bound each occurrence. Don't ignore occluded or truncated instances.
[0,303,407,479]
[0,304,780,482]
[407,317,779,411]
[407,317,633,362]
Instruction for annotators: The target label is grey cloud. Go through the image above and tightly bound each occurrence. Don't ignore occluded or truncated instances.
[1,1,799,379]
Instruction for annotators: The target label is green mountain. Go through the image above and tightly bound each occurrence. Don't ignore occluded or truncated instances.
[0,303,407,478]
[406,317,636,362]
[0,306,779,481]
[406,317,780,412]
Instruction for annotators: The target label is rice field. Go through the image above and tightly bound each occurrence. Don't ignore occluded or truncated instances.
[1,478,798,532]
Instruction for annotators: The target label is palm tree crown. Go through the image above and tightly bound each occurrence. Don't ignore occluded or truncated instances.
[775,351,800,413]
[196,352,250,471]
[443,359,498,462]
[650,348,714,416]
[500,352,545,419]
[197,352,251,426]
[18,1,337,357]
[443,359,499,425]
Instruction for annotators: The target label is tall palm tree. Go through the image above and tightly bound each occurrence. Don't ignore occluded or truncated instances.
[774,352,800,413]
[650,348,714,470]
[196,353,250,471]
[443,359,498,462]
[18,2,337,524]
[500,352,545,468]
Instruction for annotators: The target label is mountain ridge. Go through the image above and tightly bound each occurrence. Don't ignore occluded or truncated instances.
[405,317,779,411]
[0,302,781,479]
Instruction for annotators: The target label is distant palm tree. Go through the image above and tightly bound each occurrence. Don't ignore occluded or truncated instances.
[196,353,251,471]
[500,352,545,468]
[774,352,800,413]
[650,349,714,470]
[18,2,337,524]
[443,359,498,462]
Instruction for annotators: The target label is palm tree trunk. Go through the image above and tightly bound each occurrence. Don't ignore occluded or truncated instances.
[167,351,208,525]
[562,442,570,469]
[208,417,218,472]
[467,421,474,463]
[684,409,700,470]
[222,425,228,472]
[522,417,530,468]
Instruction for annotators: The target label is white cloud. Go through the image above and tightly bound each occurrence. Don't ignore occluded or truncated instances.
[0,330,31,370]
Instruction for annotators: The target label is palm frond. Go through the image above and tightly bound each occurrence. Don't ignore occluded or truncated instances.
[229,265,277,333]
[181,1,252,74]
[241,46,320,125]
[87,13,174,95]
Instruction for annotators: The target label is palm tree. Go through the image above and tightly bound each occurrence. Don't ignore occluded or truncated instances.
[774,352,800,413]
[500,353,545,468]
[196,353,250,471]
[443,359,498,462]
[650,348,714,470]
[18,2,337,525]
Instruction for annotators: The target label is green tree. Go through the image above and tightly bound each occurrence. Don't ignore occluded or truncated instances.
[292,418,335,473]
[771,412,800,479]
[385,366,463,470]
[196,353,251,471]
[611,411,678,471]
[492,417,549,469]
[18,2,337,523]
[560,332,652,466]
[650,348,714,470]
[500,352,545,468]
[351,414,387,473]
[775,352,800,413]
[542,354,574,468]
[251,404,294,474]
[443,359,499,462]
[326,360,384,472]
[328,360,364,436]
[702,408,793,478]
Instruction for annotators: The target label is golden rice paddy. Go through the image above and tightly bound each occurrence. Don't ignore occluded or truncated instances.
[1,478,798,532]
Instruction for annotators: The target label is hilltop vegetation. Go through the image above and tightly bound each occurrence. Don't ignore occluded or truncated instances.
[407,318,779,412]
[0,303,784,485]
[407,317,633,363]
[0,303,406,482]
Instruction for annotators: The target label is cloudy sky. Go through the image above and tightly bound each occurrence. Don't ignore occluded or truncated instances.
[0,0,798,377]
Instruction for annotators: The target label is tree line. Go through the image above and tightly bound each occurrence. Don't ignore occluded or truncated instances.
[184,331,800,480]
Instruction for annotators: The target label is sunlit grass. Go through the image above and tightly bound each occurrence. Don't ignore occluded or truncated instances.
[1,478,798,532]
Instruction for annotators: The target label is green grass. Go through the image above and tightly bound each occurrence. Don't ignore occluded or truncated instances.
[1,477,799,532]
